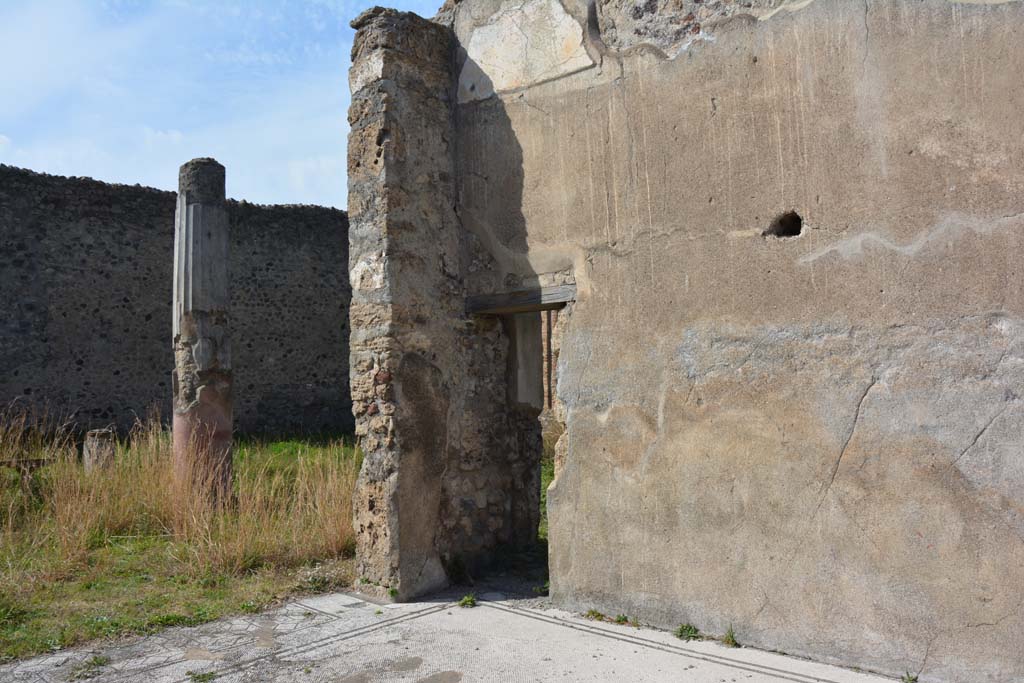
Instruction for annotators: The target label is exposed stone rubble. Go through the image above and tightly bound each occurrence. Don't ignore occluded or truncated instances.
[596,0,783,54]
[347,7,543,599]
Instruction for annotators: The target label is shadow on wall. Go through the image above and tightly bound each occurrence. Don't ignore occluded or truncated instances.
[447,50,554,576]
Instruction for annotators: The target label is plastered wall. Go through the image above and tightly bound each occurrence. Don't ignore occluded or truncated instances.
[0,165,351,435]
[440,0,1024,680]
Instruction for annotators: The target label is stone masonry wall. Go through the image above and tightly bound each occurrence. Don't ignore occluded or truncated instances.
[347,7,542,600]
[442,0,1024,681]
[0,164,351,435]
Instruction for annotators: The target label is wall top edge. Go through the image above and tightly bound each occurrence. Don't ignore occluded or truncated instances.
[0,164,346,214]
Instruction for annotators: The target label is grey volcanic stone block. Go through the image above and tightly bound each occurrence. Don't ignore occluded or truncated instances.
[82,428,115,470]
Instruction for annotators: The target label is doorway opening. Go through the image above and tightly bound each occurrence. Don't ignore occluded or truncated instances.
[465,285,573,594]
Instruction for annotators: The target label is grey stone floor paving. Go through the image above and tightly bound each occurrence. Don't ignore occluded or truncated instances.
[1,588,895,682]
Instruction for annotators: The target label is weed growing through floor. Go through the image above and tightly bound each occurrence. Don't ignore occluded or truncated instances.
[674,623,701,641]
[459,594,477,608]
[901,674,919,683]
[388,587,399,599]
[614,614,629,624]
[723,625,740,648]
[584,609,606,621]
[0,409,361,661]
[532,580,550,596]
[186,671,218,682]
[69,655,110,680]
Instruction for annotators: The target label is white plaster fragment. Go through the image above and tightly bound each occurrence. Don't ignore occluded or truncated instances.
[350,51,385,94]
[457,0,594,102]
[193,338,215,371]
[350,252,387,290]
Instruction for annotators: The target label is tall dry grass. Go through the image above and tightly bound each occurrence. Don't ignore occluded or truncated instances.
[0,402,76,463]
[1,407,360,581]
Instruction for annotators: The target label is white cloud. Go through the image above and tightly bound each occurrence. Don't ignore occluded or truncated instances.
[0,135,9,147]
[141,128,185,149]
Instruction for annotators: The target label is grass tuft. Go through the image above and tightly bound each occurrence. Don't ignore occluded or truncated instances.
[458,594,477,608]
[186,671,218,682]
[722,625,739,648]
[69,655,110,680]
[537,427,560,541]
[901,674,919,683]
[674,623,700,641]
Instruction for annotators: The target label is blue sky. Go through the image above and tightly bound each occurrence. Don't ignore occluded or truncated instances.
[0,0,441,208]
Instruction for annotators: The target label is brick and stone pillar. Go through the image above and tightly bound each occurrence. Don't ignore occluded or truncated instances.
[172,158,232,500]
[347,8,461,600]
[348,7,545,601]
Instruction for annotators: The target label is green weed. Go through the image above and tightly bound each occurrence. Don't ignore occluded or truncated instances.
[0,596,28,628]
[186,672,218,682]
[537,427,560,541]
[674,623,701,641]
[69,655,110,680]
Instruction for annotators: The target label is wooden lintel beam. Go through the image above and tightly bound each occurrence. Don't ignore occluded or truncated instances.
[466,284,576,316]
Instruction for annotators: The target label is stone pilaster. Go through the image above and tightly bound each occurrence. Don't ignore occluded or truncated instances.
[348,8,461,599]
[172,158,232,499]
[348,8,545,600]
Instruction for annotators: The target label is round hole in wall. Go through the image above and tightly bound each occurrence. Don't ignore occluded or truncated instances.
[764,211,803,238]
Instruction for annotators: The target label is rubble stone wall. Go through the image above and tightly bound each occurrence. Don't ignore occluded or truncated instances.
[437,0,1024,680]
[0,165,351,435]
[347,8,542,600]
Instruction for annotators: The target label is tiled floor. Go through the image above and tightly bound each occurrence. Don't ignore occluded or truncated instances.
[0,589,893,682]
